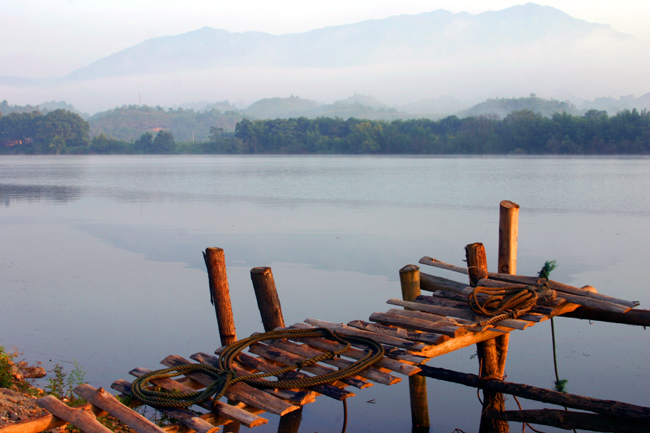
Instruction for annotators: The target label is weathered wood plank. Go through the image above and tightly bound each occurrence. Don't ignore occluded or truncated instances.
[288,323,422,376]
[189,353,316,406]
[36,395,113,433]
[415,294,547,323]
[387,299,532,330]
[346,320,449,346]
[124,368,268,428]
[246,342,371,389]
[160,355,299,416]
[303,318,427,352]
[369,311,474,338]
[74,384,168,433]
[264,338,401,386]
[229,351,355,401]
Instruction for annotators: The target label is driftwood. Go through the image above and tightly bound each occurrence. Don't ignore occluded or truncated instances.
[36,395,113,433]
[486,409,650,433]
[418,365,650,421]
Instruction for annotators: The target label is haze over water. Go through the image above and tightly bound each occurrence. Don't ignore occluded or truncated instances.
[1,155,649,432]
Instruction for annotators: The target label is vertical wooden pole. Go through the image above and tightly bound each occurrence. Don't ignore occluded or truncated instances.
[465,244,509,433]
[203,248,237,346]
[496,201,519,378]
[400,265,431,430]
[498,200,519,275]
[250,267,286,332]
[249,266,302,433]
[203,248,240,433]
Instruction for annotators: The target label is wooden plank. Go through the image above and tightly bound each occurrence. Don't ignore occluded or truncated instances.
[111,380,221,433]
[36,395,113,433]
[420,272,468,293]
[415,294,547,323]
[264,338,401,386]
[383,308,482,333]
[160,355,300,416]
[303,318,427,352]
[74,384,168,433]
[419,256,468,275]
[125,368,268,428]
[369,311,472,338]
[246,342,372,389]
[287,324,422,376]
[188,353,316,406]
[229,352,355,401]
[387,299,533,330]
[346,320,449,346]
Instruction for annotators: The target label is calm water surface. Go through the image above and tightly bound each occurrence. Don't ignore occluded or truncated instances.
[1,155,649,432]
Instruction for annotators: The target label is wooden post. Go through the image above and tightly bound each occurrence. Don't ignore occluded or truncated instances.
[498,200,519,275]
[203,248,240,433]
[250,267,286,332]
[496,201,518,382]
[249,266,303,433]
[465,244,509,433]
[203,248,237,346]
[400,265,431,430]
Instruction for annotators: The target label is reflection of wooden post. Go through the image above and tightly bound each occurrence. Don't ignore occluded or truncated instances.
[400,265,431,429]
[249,266,302,433]
[203,248,240,433]
[465,244,509,433]
[250,267,285,332]
[496,201,518,377]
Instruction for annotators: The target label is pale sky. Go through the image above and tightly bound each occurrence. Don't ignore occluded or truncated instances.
[2,0,649,78]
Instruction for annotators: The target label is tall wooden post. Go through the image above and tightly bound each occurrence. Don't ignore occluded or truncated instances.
[465,244,509,433]
[496,201,519,377]
[250,267,285,332]
[203,248,240,433]
[400,265,431,430]
[249,266,302,433]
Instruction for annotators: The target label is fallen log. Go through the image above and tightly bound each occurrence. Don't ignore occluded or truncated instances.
[418,365,650,421]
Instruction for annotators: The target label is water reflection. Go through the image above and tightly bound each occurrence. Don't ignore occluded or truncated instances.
[0,183,82,205]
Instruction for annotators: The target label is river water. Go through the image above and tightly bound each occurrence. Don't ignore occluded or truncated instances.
[1,155,648,432]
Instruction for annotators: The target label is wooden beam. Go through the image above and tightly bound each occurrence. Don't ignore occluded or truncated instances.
[36,396,113,433]
[418,365,650,421]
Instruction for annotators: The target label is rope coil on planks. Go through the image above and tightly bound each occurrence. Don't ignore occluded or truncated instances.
[468,283,556,326]
[130,327,384,409]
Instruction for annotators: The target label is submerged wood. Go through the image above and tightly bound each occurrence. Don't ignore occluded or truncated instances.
[36,395,113,433]
[418,365,650,421]
[486,409,650,433]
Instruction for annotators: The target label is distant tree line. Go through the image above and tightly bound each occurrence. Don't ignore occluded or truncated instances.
[1,107,649,155]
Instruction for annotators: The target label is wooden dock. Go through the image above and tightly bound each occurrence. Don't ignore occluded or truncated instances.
[4,200,648,433]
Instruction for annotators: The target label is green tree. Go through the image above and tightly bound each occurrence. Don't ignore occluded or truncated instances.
[134,132,154,153]
[152,130,175,153]
[34,109,89,150]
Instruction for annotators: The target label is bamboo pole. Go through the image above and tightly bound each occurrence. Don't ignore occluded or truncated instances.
[250,267,286,332]
[203,247,240,433]
[465,243,509,433]
[399,265,431,429]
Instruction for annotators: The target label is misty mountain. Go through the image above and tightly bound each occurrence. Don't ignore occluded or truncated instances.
[457,95,578,118]
[65,3,628,81]
[4,3,647,113]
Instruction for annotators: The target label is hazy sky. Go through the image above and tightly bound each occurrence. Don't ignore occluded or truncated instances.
[2,0,649,78]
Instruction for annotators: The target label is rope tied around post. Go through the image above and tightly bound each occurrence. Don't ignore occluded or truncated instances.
[130,327,384,409]
[469,282,557,326]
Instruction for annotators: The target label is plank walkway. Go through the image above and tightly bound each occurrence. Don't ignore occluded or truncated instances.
[7,258,637,433]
